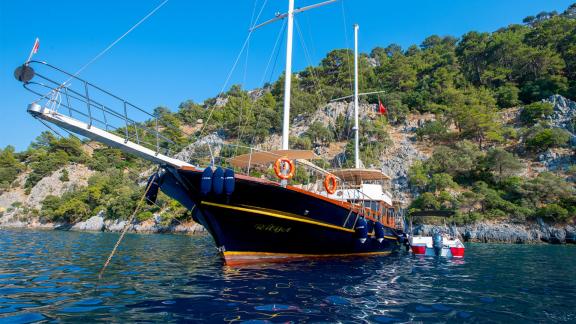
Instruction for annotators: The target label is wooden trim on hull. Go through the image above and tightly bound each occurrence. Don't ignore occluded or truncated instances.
[222,250,393,266]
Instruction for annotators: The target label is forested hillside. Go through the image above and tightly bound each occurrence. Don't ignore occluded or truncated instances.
[1,4,575,227]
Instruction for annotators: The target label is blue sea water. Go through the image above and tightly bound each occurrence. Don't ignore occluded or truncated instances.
[0,229,575,323]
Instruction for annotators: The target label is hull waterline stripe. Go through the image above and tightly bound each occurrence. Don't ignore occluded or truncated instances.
[223,251,392,258]
[201,201,355,233]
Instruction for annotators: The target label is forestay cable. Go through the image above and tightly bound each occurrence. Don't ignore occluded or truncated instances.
[71,0,170,79]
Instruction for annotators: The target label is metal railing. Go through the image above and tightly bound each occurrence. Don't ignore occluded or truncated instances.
[22,61,176,156]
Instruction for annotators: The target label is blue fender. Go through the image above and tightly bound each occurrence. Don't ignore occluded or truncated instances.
[224,168,235,196]
[212,167,224,195]
[355,217,368,243]
[200,167,213,196]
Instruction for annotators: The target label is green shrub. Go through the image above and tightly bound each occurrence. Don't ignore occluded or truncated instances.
[291,136,312,150]
[416,120,449,141]
[429,173,458,192]
[525,128,570,151]
[536,204,569,222]
[59,169,69,182]
[520,102,554,125]
[305,122,334,146]
[0,146,24,192]
[136,211,154,223]
[495,83,520,108]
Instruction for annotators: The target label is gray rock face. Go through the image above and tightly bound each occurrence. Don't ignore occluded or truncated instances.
[380,135,427,203]
[415,220,574,244]
[104,219,128,232]
[71,211,105,232]
[27,165,94,208]
[546,95,576,135]
[538,149,576,171]
[175,133,225,163]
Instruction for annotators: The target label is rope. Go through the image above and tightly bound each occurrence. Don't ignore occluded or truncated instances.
[198,0,268,141]
[71,0,169,80]
[97,173,156,280]
[340,0,354,94]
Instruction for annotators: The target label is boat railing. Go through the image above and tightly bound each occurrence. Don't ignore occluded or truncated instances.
[20,61,176,157]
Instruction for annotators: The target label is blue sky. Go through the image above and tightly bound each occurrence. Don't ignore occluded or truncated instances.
[1,0,574,151]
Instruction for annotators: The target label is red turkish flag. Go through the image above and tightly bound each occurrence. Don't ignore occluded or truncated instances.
[378,98,387,115]
[32,38,40,54]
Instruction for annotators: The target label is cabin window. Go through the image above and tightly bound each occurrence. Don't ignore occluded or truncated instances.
[363,200,380,214]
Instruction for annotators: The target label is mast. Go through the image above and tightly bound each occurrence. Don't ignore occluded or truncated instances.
[250,0,336,150]
[353,24,360,168]
[282,0,295,150]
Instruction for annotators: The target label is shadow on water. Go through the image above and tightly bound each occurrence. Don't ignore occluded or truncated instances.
[0,229,575,323]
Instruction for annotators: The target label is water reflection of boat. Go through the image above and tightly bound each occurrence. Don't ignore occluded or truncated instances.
[15,0,405,265]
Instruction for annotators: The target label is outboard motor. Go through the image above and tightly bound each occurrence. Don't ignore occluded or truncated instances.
[374,222,385,243]
[200,167,214,196]
[432,232,443,256]
[355,217,368,243]
[145,172,161,205]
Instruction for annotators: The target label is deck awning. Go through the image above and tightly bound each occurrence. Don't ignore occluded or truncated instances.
[229,149,316,168]
[329,168,390,182]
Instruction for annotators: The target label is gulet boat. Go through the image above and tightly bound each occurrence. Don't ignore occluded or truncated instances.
[15,0,405,265]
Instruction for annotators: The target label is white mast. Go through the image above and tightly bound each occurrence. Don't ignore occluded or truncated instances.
[353,24,360,169]
[282,0,295,150]
[250,0,337,150]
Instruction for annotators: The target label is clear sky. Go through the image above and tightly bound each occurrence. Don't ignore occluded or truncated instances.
[1,0,574,151]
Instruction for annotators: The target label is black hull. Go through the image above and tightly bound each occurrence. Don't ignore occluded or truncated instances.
[160,167,400,265]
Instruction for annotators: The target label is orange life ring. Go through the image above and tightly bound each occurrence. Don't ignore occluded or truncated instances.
[324,174,338,194]
[274,158,295,180]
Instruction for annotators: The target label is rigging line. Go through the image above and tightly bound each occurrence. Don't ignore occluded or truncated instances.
[235,0,262,156]
[235,42,250,156]
[249,0,260,27]
[245,19,286,149]
[198,0,268,140]
[260,19,287,86]
[69,0,169,82]
[340,0,353,93]
[294,18,325,100]
[34,117,68,140]
[248,19,286,150]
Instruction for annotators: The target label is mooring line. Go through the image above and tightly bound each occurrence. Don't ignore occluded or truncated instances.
[97,173,156,281]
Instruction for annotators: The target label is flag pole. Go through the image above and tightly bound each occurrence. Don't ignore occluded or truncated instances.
[25,38,40,65]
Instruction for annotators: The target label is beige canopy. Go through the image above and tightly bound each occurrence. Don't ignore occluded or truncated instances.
[330,168,390,183]
[229,149,316,168]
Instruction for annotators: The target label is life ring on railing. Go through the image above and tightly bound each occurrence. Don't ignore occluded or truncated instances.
[323,174,338,194]
[274,158,295,180]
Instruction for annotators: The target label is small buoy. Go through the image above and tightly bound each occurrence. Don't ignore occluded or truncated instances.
[374,222,385,243]
[355,217,368,243]
[200,167,213,196]
[223,168,235,196]
[212,167,224,195]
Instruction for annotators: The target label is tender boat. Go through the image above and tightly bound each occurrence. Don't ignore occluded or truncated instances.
[410,234,465,258]
[407,211,465,258]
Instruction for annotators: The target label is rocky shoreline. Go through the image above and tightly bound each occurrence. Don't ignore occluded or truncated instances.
[415,220,576,244]
[0,213,206,235]
[2,213,575,245]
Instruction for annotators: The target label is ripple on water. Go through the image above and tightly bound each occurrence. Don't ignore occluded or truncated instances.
[0,229,575,322]
[0,312,46,323]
